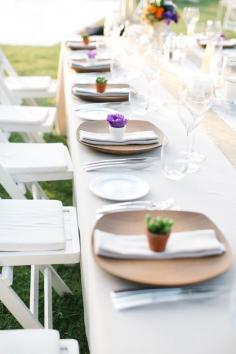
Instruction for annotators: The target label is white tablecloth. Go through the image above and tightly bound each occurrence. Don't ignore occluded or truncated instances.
[62,44,236,354]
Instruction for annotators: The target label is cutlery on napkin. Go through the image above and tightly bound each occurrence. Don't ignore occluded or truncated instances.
[94,229,225,259]
[79,130,158,146]
[111,285,227,310]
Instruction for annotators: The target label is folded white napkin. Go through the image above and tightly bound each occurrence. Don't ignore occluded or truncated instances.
[0,330,60,354]
[73,86,129,97]
[94,229,225,259]
[80,130,158,145]
[0,200,65,251]
[0,105,49,125]
[70,59,110,70]
[66,39,96,50]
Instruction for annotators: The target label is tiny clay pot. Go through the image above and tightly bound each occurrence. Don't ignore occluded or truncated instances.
[96,82,107,93]
[146,230,170,252]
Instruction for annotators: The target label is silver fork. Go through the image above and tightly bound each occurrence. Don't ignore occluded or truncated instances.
[96,198,176,216]
[83,157,160,171]
[111,285,227,310]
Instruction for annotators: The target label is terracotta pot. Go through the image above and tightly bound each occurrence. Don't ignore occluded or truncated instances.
[96,82,107,93]
[83,37,90,45]
[146,230,170,252]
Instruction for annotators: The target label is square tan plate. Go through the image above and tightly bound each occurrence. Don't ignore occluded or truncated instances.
[93,210,233,286]
[72,83,129,102]
[77,120,164,155]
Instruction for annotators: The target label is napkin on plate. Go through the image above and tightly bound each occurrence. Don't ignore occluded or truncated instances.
[70,59,110,71]
[0,200,66,251]
[80,130,158,145]
[65,39,96,50]
[94,229,225,259]
[72,85,129,98]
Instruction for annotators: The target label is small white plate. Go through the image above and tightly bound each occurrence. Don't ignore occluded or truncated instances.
[89,174,149,201]
[76,107,117,121]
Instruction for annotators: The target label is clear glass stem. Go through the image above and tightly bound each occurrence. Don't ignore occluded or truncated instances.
[187,23,196,36]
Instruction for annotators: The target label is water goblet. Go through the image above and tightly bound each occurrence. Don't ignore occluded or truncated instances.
[183,7,200,36]
[179,77,213,172]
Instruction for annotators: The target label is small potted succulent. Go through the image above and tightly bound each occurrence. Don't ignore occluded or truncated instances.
[81,32,90,45]
[107,113,128,141]
[96,76,108,94]
[145,214,174,252]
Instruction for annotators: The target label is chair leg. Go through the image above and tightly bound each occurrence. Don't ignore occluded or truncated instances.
[44,267,53,329]
[30,265,39,319]
[0,267,43,329]
[39,265,72,296]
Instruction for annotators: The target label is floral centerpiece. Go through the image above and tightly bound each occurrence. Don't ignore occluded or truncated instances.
[107,113,128,141]
[142,0,179,26]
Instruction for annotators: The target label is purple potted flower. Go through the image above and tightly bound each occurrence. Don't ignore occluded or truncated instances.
[107,113,128,141]
[87,49,97,62]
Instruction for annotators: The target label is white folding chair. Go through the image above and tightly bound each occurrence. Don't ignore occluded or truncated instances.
[0,49,57,101]
[0,104,56,143]
[0,142,73,199]
[0,79,57,143]
[223,2,236,32]
[0,199,80,329]
[0,329,80,354]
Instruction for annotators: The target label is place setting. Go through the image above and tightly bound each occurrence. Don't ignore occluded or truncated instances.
[65,32,97,50]
[92,208,233,309]
[72,76,130,102]
[77,112,164,154]
[69,48,111,73]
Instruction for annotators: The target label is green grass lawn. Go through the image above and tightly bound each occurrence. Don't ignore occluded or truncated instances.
[0,1,234,352]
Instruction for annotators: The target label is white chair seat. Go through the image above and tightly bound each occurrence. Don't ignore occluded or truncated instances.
[0,105,56,132]
[0,329,60,354]
[6,78,57,99]
[0,201,80,266]
[0,330,80,354]
[0,143,71,174]
[5,76,52,92]
[0,199,65,252]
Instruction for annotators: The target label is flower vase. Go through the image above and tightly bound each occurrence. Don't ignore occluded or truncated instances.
[151,22,170,46]
[109,126,126,141]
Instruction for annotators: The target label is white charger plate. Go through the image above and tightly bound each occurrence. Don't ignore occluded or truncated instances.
[76,107,117,121]
[89,174,149,201]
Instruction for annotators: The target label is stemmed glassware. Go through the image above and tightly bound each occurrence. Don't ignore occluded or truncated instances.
[179,77,213,172]
[161,103,190,181]
[183,7,200,36]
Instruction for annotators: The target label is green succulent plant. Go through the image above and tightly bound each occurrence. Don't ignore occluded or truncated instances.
[96,76,107,84]
[81,32,89,39]
[145,214,174,235]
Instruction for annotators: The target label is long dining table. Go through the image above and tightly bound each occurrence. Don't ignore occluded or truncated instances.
[58,40,236,354]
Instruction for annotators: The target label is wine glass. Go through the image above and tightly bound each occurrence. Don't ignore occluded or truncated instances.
[183,7,200,36]
[205,20,222,40]
[161,103,189,181]
[179,77,213,171]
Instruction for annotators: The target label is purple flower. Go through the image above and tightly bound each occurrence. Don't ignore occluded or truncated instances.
[107,113,128,128]
[164,10,178,24]
[87,50,97,59]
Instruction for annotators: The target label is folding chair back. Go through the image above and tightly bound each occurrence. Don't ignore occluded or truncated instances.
[223,3,236,31]
[0,75,21,105]
[0,49,18,77]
